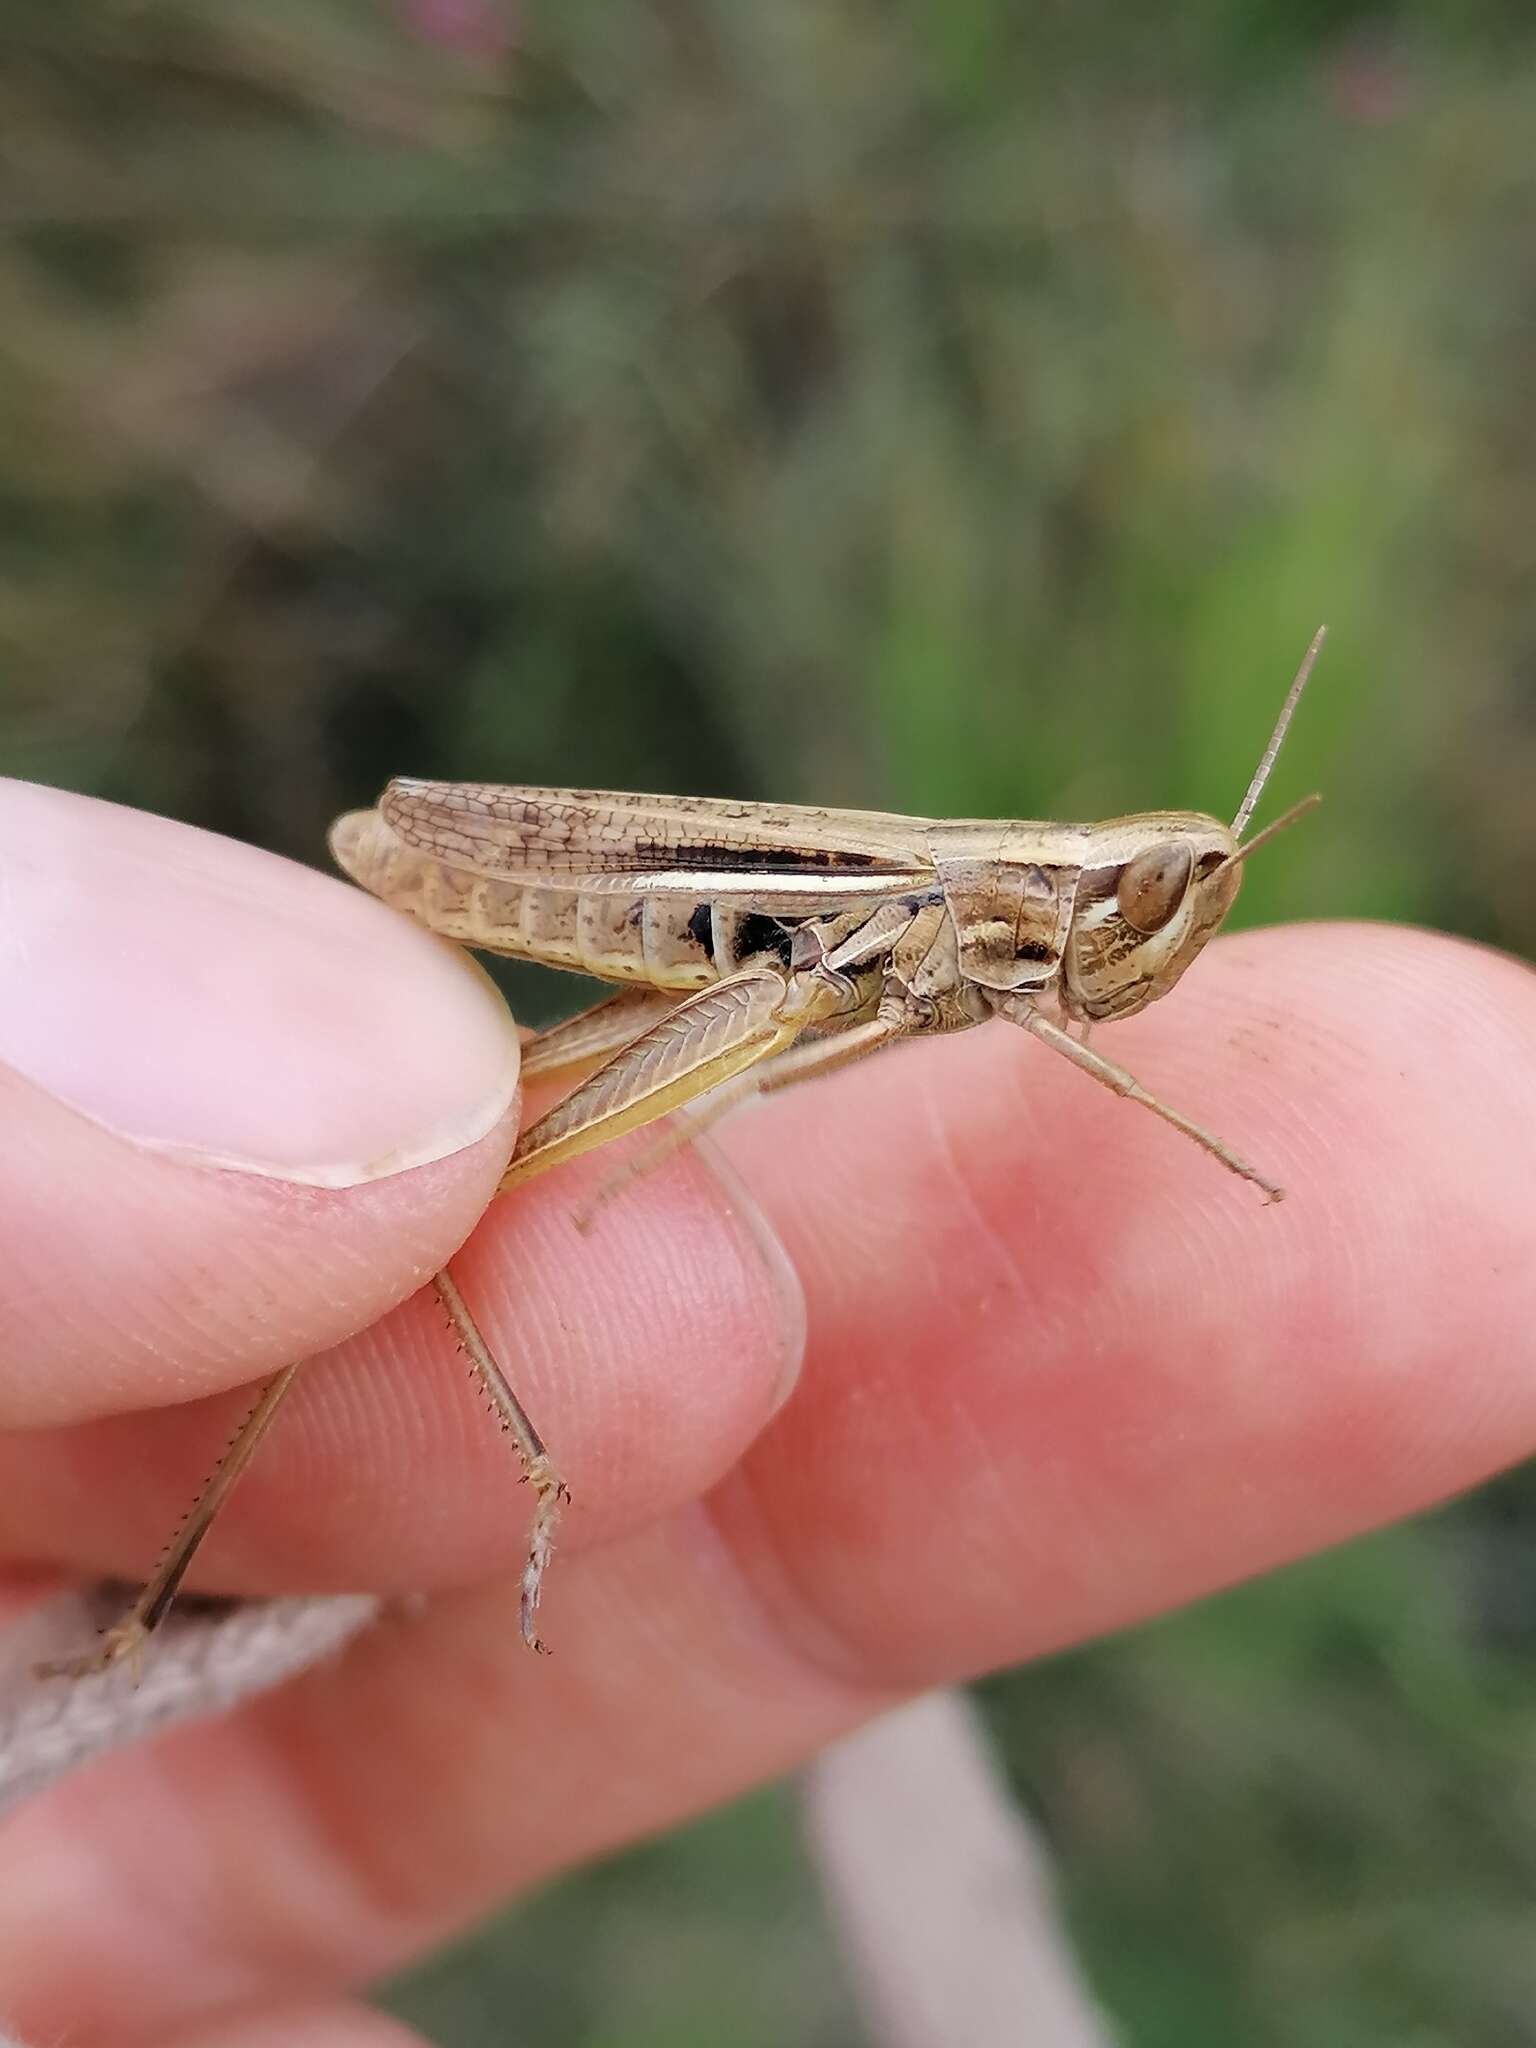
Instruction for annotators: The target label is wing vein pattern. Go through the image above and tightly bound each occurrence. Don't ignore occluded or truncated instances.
[382,779,936,889]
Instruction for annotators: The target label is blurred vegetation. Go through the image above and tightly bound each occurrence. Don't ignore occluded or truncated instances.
[3,2,1535,2043]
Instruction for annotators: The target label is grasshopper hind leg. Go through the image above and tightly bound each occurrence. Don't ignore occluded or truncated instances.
[39,973,832,1680]
[433,1268,567,1651]
[452,966,823,1638]
[36,1274,569,1678]
[35,1363,302,1680]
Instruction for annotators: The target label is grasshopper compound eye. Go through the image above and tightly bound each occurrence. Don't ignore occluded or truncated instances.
[1116,840,1193,934]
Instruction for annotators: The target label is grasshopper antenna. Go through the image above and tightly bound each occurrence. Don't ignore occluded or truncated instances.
[1231,625,1326,841]
[1211,792,1322,880]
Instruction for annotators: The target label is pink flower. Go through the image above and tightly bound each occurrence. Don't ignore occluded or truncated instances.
[398,0,516,60]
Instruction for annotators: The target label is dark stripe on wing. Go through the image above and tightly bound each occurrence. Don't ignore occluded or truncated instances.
[629,838,884,872]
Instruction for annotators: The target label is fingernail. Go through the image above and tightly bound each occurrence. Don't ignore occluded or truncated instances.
[0,779,521,1187]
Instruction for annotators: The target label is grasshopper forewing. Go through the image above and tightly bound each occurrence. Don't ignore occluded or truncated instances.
[43,632,1325,1679]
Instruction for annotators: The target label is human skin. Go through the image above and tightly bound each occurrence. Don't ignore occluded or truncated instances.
[0,776,1533,2047]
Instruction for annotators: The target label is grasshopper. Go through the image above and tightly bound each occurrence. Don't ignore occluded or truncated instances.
[46,632,1323,1679]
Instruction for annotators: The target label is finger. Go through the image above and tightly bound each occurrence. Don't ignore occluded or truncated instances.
[0,778,522,1427]
[3,924,1533,2045]
[714,919,1536,1680]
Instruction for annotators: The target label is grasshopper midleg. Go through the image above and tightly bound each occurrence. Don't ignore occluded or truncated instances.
[1001,1001,1285,1199]
[43,634,1324,1679]
[498,902,944,1190]
[568,1008,911,1227]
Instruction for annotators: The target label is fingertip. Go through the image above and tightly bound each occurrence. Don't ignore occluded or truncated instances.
[0,778,521,1188]
[0,1072,518,1428]
[0,781,533,1426]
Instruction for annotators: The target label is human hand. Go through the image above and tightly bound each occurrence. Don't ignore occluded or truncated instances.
[0,776,1533,2047]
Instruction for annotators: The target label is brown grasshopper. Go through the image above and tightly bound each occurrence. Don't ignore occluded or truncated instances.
[47,631,1323,1678]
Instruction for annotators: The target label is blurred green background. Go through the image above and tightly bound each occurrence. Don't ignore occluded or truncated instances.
[4,3,1535,2042]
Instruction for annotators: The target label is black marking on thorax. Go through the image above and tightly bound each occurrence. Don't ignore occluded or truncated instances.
[726,910,800,971]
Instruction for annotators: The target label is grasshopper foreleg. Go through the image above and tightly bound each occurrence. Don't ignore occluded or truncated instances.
[1000,998,1284,1201]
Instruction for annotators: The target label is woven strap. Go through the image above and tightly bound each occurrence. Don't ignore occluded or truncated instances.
[0,1585,379,1822]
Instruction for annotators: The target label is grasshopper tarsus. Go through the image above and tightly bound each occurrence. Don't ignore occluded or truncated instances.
[35,1617,149,1685]
[518,1464,564,1653]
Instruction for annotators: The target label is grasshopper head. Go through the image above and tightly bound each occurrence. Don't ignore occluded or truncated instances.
[1060,813,1244,1023]
[1060,629,1326,1024]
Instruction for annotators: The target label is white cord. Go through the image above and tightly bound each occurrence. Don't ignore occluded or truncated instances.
[803,1689,1118,2048]
[0,1586,380,1822]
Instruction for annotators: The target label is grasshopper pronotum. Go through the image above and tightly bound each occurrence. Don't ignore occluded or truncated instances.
[47,632,1324,1678]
